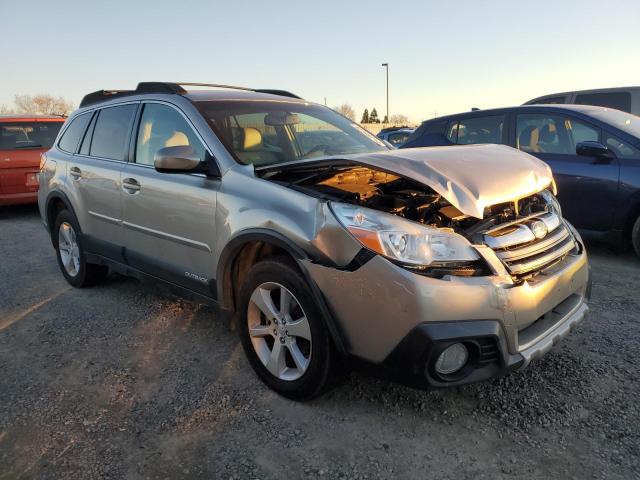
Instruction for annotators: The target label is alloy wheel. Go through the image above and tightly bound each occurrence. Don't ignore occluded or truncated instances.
[247,282,312,381]
[58,221,80,277]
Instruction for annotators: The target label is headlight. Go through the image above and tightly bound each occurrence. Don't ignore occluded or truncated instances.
[540,189,562,216]
[330,202,479,266]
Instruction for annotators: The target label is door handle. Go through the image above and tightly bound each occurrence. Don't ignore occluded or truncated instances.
[70,166,81,180]
[122,177,141,194]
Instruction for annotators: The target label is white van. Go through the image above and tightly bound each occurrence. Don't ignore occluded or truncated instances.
[524,87,640,115]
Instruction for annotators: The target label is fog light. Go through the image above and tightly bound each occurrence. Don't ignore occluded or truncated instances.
[435,343,468,375]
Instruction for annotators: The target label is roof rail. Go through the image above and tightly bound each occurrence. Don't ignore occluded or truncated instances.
[172,82,302,99]
[79,82,302,108]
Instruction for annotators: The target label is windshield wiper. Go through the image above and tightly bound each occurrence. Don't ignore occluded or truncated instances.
[14,144,44,149]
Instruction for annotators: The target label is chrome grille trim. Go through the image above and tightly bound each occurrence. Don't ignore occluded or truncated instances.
[496,226,570,261]
[504,235,575,275]
[484,212,577,276]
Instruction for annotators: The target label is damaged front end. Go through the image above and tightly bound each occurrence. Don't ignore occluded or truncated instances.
[253,147,590,387]
[258,157,574,281]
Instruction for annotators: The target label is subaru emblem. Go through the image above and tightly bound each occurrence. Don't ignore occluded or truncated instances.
[531,220,548,239]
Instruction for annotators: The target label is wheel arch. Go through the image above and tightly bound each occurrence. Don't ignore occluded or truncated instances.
[216,229,348,353]
[45,190,79,241]
[622,194,640,241]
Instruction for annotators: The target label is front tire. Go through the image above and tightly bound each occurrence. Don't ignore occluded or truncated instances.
[237,257,335,400]
[632,216,640,258]
[53,210,108,287]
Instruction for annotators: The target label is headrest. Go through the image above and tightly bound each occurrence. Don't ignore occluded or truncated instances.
[518,125,537,149]
[242,127,262,150]
[539,123,557,143]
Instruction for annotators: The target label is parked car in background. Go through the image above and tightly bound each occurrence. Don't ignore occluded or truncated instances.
[402,105,640,256]
[376,126,414,147]
[1,115,65,206]
[524,87,640,116]
[39,82,590,399]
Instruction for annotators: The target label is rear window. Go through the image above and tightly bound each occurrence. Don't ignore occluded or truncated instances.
[575,92,632,113]
[58,114,91,153]
[89,105,137,161]
[0,121,63,150]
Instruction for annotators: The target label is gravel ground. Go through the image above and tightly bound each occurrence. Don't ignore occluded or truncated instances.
[1,205,639,480]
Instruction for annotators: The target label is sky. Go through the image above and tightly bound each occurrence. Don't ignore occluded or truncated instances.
[1,0,639,123]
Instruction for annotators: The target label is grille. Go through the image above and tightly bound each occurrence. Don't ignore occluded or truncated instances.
[483,212,577,276]
[477,341,500,365]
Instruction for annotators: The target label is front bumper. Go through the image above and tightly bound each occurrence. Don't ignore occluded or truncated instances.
[302,239,590,388]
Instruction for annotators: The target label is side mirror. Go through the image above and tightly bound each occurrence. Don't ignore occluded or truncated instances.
[154,145,207,174]
[576,141,615,159]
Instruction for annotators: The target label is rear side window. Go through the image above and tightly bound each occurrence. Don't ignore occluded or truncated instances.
[575,92,632,113]
[447,115,504,145]
[58,114,91,153]
[89,104,137,161]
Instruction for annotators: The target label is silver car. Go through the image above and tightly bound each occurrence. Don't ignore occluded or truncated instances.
[38,82,591,399]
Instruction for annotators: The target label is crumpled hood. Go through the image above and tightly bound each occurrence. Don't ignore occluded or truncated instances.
[344,144,554,219]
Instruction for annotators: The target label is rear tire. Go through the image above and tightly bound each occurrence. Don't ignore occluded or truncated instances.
[632,216,640,258]
[237,257,335,400]
[53,209,108,287]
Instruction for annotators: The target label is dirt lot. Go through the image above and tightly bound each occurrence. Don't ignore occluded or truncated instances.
[0,205,639,480]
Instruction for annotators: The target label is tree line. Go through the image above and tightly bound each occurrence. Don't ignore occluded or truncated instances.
[1,94,75,116]
[333,104,409,125]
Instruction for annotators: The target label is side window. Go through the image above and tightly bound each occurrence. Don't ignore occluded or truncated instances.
[516,114,599,154]
[575,92,632,113]
[450,116,504,145]
[135,103,206,166]
[58,113,91,153]
[90,104,137,161]
[604,132,640,159]
[79,112,97,156]
[535,96,567,104]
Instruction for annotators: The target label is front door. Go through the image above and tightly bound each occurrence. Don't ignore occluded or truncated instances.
[120,102,219,297]
[514,112,620,232]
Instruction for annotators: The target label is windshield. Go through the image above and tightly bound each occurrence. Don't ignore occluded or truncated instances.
[587,108,640,138]
[0,121,63,150]
[196,100,387,166]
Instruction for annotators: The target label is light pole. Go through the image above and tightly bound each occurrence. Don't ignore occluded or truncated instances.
[381,63,389,124]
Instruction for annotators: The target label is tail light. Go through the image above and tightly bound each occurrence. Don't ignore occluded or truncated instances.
[39,152,47,171]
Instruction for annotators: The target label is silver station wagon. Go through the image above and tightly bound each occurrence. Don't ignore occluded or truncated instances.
[38,82,591,399]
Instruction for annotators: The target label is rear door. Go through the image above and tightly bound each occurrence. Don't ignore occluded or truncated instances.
[120,102,219,297]
[513,111,619,231]
[68,103,138,260]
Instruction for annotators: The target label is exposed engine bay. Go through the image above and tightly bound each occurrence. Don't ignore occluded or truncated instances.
[260,163,551,240]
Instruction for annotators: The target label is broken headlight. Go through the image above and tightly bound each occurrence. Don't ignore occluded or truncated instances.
[330,202,479,266]
[540,189,562,217]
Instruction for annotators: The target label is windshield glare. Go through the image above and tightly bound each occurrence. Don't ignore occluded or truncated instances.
[0,121,63,150]
[588,108,640,138]
[196,100,387,166]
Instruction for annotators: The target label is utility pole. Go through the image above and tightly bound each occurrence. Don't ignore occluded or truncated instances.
[381,63,389,123]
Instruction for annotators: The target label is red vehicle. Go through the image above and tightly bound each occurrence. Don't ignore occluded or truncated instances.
[0,115,65,206]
